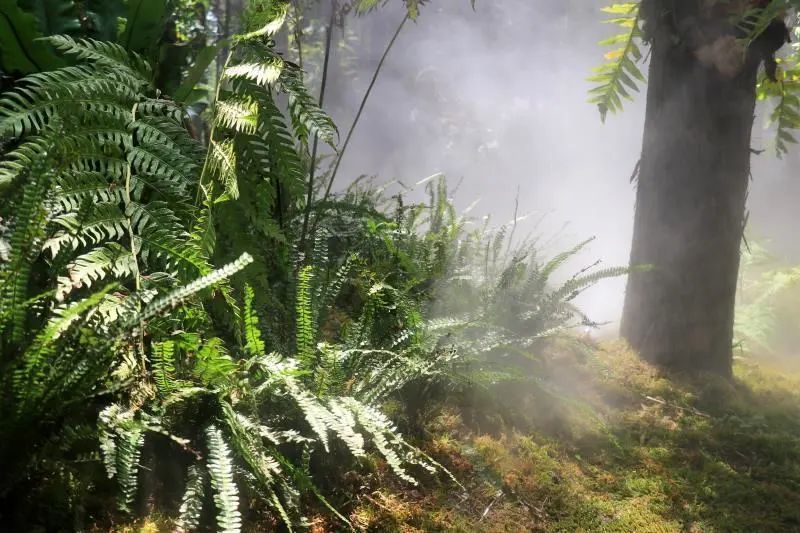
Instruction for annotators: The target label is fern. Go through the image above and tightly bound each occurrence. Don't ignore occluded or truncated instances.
[588,2,645,122]
[243,284,266,356]
[98,404,146,513]
[151,340,177,395]
[205,425,243,533]
[0,7,459,529]
[116,425,144,512]
[295,265,316,366]
[279,63,338,145]
[46,35,152,83]
[757,33,800,156]
[208,140,240,199]
[176,465,206,533]
[0,153,52,341]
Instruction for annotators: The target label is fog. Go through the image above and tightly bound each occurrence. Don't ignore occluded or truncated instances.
[308,0,800,329]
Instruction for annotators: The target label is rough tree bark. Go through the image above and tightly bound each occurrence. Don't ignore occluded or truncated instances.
[620,0,786,376]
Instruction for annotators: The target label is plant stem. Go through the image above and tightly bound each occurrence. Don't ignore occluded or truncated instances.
[299,2,336,256]
[310,13,408,240]
[506,186,520,258]
[292,0,304,69]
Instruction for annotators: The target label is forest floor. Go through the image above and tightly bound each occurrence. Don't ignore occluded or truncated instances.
[347,343,800,532]
[121,343,800,532]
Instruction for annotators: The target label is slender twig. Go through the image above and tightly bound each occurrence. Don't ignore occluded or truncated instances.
[291,0,304,69]
[299,2,336,255]
[644,395,710,418]
[506,185,520,257]
[310,13,409,239]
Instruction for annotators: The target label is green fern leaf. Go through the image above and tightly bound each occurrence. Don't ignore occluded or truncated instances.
[151,340,177,395]
[295,265,315,367]
[205,425,242,533]
[243,284,266,356]
[176,464,206,532]
[209,139,239,199]
[588,2,644,122]
[224,58,284,88]
[279,64,338,145]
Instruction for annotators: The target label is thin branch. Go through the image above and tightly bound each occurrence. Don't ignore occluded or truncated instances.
[310,13,409,239]
[299,1,336,256]
[291,0,304,69]
[506,185,520,257]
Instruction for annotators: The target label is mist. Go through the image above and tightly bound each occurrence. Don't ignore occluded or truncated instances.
[307,0,800,329]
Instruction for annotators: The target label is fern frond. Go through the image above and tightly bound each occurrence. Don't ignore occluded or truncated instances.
[45,202,128,258]
[225,58,284,88]
[176,465,206,533]
[46,35,151,84]
[194,338,237,388]
[214,97,259,134]
[209,140,239,199]
[97,403,145,513]
[235,79,306,192]
[279,64,338,145]
[151,340,177,395]
[0,66,136,139]
[13,285,116,406]
[0,155,53,341]
[116,425,144,512]
[243,284,266,356]
[119,253,252,331]
[237,1,289,40]
[588,2,645,122]
[758,60,800,157]
[127,143,198,191]
[0,137,50,188]
[51,171,133,214]
[295,265,315,366]
[205,425,242,533]
[56,243,134,301]
[341,398,418,484]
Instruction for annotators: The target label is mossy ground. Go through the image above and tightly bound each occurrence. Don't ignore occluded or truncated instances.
[350,343,800,532]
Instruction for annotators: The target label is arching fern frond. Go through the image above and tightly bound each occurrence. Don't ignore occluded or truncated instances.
[205,425,242,533]
[224,58,284,88]
[209,140,240,199]
[176,465,206,533]
[758,52,800,157]
[0,154,53,342]
[279,64,338,145]
[295,265,315,367]
[46,34,152,83]
[588,2,645,122]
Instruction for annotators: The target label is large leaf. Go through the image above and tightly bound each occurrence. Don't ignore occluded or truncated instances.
[121,0,169,54]
[18,0,80,35]
[174,40,228,103]
[86,0,126,41]
[0,0,63,74]
[588,2,645,122]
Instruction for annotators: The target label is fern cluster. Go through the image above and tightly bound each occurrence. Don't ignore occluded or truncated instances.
[0,10,447,531]
[0,2,629,530]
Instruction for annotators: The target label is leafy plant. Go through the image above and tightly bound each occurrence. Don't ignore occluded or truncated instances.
[588,2,645,122]
[0,5,453,530]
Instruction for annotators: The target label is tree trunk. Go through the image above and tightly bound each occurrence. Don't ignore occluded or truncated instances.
[621,1,769,376]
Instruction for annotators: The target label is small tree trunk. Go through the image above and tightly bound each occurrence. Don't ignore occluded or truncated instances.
[621,2,767,376]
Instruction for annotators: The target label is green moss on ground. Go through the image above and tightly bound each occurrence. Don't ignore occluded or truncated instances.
[352,344,800,532]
